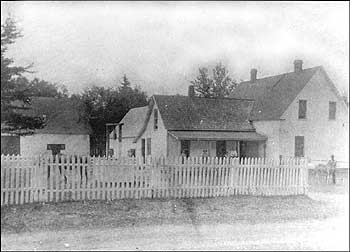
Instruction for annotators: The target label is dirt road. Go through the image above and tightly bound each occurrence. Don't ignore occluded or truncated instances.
[1,214,348,251]
[2,190,348,251]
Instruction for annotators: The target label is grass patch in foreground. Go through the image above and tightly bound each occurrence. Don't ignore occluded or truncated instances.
[1,195,338,234]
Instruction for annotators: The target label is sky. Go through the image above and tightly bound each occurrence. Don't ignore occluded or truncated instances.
[1,1,349,96]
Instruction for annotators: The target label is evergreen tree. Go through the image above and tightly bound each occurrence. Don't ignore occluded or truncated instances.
[1,17,44,133]
[120,74,131,90]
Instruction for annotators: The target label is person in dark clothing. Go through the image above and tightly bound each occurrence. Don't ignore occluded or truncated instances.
[327,155,337,184]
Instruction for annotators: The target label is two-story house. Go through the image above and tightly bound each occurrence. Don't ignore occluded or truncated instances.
[230,60,348,165]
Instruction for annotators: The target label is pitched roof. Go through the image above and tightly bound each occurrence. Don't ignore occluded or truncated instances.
[153,95,255,131]
[229,66,321,120]
[9,97,91,135]
[119,106,149,138]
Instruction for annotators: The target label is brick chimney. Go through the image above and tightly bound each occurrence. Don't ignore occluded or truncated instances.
[294,59,303,73]
[188,85,195,97]
[250,68,257,82]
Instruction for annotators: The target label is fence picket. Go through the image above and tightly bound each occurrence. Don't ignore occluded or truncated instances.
[8,156,14,205]
[266,158,271,196]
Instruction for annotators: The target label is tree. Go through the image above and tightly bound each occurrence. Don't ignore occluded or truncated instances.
[77,76,148,155]
[191,63,237,98]
[25,77,68,98]
[191,68,213,98]
[1,17,44,133]
[120,74,131,90]
[119,74,148,111]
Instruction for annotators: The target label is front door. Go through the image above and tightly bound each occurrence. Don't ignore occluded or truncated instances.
[240,141,247,158]
[216,141,226,157]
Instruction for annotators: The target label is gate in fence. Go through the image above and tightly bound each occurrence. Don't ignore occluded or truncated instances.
[1,155,308,206]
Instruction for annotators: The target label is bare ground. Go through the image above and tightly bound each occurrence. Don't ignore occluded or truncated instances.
[1,194,341,235]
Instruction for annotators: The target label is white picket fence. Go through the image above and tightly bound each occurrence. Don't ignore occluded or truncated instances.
[1,155,309,206]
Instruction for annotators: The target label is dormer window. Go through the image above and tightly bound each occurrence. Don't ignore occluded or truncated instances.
[298,100,307,119]
[154,109,158,130]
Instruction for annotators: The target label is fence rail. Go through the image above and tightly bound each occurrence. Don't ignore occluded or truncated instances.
[1,155,308,206]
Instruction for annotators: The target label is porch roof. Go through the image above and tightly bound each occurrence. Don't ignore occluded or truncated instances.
[168,131,267,141]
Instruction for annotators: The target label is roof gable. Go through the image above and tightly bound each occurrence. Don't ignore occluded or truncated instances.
[119,106,149,138]
[230,66,321,120]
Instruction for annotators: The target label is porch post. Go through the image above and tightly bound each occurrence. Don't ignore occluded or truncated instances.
[237,141,241,158]
[105,124,109,157]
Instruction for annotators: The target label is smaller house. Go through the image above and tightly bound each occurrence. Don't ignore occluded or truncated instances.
[110,89,267,159]
[107,106,149,157]
[1,97,91,156]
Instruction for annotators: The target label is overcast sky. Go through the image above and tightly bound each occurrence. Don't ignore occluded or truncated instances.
[1,1,349,96]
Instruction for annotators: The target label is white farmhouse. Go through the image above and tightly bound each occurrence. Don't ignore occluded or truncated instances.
[231,60,349,166]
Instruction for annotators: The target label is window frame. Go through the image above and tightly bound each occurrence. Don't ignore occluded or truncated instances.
[294,136,304,157]
[329,101,336,120]
[298,100,307,119]
[113,128,117,140]
[154,109,158,130]
[146,138,151,156]
[141,138,146,158]
[129,149,136,157]
[118,125,122,142]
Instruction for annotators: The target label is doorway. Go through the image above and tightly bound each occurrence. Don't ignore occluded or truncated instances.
[216,140,226,157]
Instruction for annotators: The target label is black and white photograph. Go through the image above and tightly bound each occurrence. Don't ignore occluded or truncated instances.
[1,1,349,250]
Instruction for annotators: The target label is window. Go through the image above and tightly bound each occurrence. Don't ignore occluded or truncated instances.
[180,140,190,157]
[146,138,151,155]
[1,136,20,155]
[141,139,145,158]
[154,109,158,130]
[129,149,136,157]
[329,102,336,120]
[216,141,226,157]
[294,136,304,157]
[47,144,65,155]
[118,125,122,142]
[113,128,117,140]
[298,100,307,119]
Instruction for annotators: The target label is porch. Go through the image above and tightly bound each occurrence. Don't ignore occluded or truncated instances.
[167,131,267,158]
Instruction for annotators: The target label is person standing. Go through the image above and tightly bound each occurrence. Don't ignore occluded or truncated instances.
[327,155,337,184]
